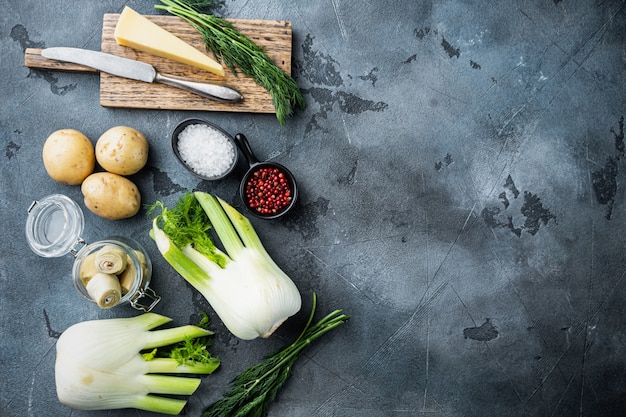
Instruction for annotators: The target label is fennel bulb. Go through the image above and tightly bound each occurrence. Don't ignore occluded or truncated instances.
[150,192,302,340]
[55,313,219,415]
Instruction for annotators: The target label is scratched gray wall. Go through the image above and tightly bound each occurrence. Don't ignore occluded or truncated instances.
[2,1,626,416]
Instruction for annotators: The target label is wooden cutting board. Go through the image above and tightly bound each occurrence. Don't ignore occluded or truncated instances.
[24,13,293,114]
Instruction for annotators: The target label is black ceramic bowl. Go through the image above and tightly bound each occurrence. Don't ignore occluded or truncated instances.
[234,133,298,220]
[171,118,239,180]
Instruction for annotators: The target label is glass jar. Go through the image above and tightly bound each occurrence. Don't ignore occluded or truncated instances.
[25,194,160,312]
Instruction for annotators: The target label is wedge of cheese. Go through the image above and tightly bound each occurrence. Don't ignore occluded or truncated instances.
[114,6,225,77]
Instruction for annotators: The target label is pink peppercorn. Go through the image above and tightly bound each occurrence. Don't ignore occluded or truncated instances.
[245,167,293,215]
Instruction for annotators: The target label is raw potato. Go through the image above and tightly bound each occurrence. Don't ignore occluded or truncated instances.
[96,126,149,175]
[42,129,95,185]
[81,172,141,220]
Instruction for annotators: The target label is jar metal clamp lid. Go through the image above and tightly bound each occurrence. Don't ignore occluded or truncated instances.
[130,287,161,312]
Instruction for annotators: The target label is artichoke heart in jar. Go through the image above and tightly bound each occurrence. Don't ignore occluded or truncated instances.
[72,237,155,310]
[26,195,160,312]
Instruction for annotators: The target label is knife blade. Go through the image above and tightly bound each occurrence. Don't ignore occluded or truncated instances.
[41,47,243,103]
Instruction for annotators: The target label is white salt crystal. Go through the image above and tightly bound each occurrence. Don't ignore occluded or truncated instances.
[177,123,236,178]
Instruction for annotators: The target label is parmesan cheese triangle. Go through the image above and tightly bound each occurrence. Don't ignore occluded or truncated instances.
[114,6,225,77]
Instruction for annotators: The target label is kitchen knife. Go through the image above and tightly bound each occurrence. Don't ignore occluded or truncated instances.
[41,47,243,103]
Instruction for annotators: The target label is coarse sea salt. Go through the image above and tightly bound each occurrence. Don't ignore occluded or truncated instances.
[177,123,236,178]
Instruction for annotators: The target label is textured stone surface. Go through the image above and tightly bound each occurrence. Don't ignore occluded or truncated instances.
[1,1,625,416]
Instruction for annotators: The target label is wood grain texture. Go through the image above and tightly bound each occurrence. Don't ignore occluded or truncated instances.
[25,14,293,114]
[101,14,292,113]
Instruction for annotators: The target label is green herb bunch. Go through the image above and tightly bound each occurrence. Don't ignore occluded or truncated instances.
[155,0,306,125]
[201,293,349,417]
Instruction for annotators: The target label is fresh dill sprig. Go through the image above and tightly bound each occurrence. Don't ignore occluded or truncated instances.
[141,311,221,368]
[170,336,220,367]
[155,0,306,125]
[170,312,219,367]
[148,193,227,267]
[200,293,349,417]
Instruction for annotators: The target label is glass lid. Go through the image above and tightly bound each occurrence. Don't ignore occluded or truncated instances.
[26,194,84,258]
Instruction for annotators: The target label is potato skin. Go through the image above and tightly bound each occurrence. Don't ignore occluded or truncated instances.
[42,129,95,185]
[96,126,149,175]
[81,172,141,220]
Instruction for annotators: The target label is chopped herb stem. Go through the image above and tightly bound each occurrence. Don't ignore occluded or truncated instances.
[200,293,349,417]
[155,0,305,124]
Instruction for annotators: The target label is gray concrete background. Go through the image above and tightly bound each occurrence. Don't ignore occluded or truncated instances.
[2,1,625,416]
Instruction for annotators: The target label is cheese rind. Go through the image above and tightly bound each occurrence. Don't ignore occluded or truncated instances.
[114,6,225,77]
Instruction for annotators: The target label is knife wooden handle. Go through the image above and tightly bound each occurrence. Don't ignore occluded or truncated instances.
[24,48,98,73]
